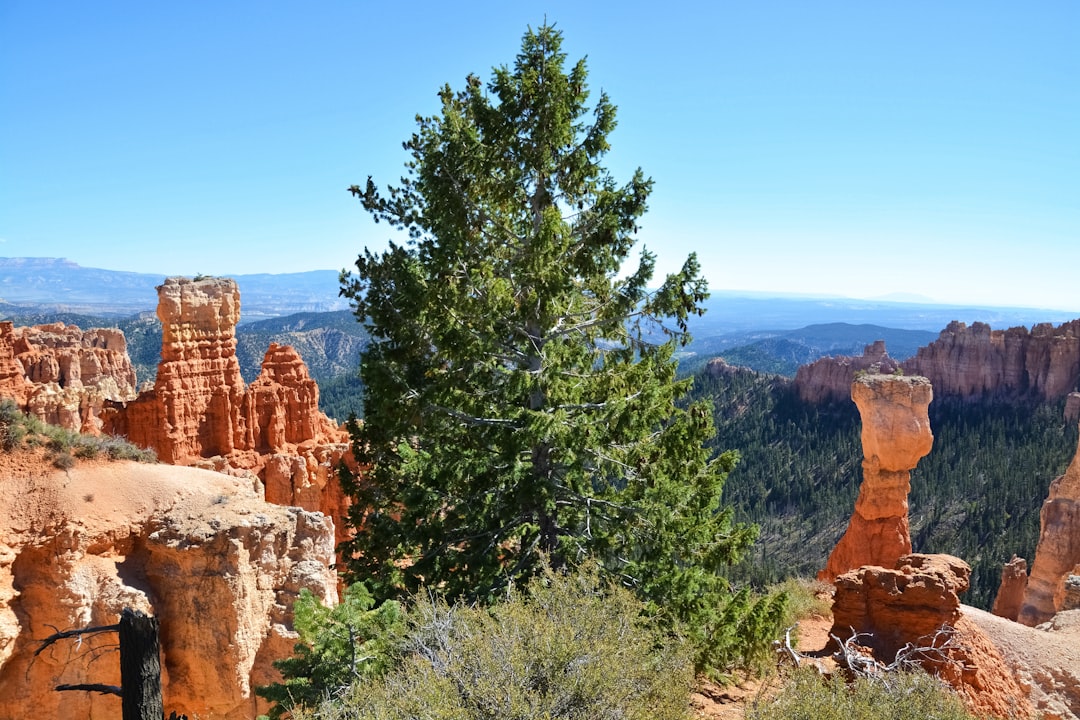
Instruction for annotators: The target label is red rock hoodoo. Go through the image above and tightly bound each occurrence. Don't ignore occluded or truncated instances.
[819,374,933,581]
[104,277,348,515]
[991,555,1029,622]
[1018,426,1080,626]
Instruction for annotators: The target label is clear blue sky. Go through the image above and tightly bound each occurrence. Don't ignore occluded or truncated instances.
[2,2,1077,311]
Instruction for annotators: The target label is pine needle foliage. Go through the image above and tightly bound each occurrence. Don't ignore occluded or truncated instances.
[256,584,405,720]
[339,23,784,675]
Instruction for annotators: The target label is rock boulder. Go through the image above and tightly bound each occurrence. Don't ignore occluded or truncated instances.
[831,554,1034,719]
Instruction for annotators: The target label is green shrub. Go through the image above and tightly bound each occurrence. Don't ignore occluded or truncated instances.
[747,667,977,720]
[307,564,693,720]
[257,583,406,720]
[0,399,25,451]
[772,577,831,627]
[74,442,100,459]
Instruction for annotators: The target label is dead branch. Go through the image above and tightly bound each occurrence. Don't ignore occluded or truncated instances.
[831,624,970,686]
[55,682,122,696]
[773,624,803,667]
[35,623,120,657]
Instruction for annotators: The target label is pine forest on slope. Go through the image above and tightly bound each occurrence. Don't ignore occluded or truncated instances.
[692,366,1079,609]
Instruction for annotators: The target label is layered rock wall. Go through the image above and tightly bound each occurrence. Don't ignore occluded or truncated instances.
[0,321,138,432]
[902,320,1080,400]
[793,319,1080,405]
[103,278,347,508]
[0,459,338,719]
[1019,428,1080,626]
[794,340,900,404]
[819,374,933,581]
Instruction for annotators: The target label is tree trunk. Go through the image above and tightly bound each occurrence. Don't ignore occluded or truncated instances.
[119,608,164,720]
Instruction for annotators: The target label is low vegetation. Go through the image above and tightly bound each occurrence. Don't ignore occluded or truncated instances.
[747,667,977,720]
[263,564,693,720]
[0,399,156,465]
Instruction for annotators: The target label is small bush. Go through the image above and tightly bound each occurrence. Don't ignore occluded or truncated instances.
[773,577,832,627]
[0,399,26,451]
[306,564,693,720]
[257,583,406,720]
[747,667,977,720]
[74,442,100,459]
[52,452,76,470]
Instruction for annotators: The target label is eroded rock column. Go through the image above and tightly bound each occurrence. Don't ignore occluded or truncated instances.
[1019,427,1080,626]
[820,374,933,581]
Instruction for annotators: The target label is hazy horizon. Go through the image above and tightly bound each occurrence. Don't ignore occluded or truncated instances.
[2,3,1077,311]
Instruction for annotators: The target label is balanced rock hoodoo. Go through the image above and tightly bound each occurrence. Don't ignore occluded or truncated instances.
[819,373,933,581]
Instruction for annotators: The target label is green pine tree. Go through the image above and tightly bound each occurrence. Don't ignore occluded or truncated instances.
[340,23,784,674]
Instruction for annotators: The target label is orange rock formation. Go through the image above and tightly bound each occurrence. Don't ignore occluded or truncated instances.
[1019,427,1080,626]
[794,340,901,404]
[793,319,1080,406]
[902,319,1080,400]
[819,374,933,581]
[0,321,137,432]
[0,456,338,719]
[831,554,1034,719]
[991,555,1029,621]
[104,277,348,515]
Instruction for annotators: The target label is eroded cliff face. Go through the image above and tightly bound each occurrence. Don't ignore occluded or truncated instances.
[0,455,337,719]
[819,374,933,581]
[0,321,138,432]
[1019,428,1080,626]
[794,340,900,404]
[830,554,1034,719]
[901,320,1080,400]
[793,319,1080,405]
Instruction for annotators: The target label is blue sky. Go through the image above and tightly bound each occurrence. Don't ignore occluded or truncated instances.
[1,2,1077,311]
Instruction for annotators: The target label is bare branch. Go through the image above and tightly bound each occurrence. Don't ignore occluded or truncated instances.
[35,623,120,657]
[55,682,122,696]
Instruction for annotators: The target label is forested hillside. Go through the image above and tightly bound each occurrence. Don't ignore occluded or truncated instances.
[693,366,1079,608]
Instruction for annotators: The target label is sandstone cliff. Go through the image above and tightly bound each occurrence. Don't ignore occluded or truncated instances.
[794,340,900,404]
[819,374,933,581]
[0,452,338,719]
[0,321,138,432]
[793,319,1080,405]
[1019,427,1080,626]
[104,277,348,516]
[902,319,1080,400]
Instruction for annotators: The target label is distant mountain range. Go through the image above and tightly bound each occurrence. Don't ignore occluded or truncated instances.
[2,257,1077,382]
[0,257,348,321]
